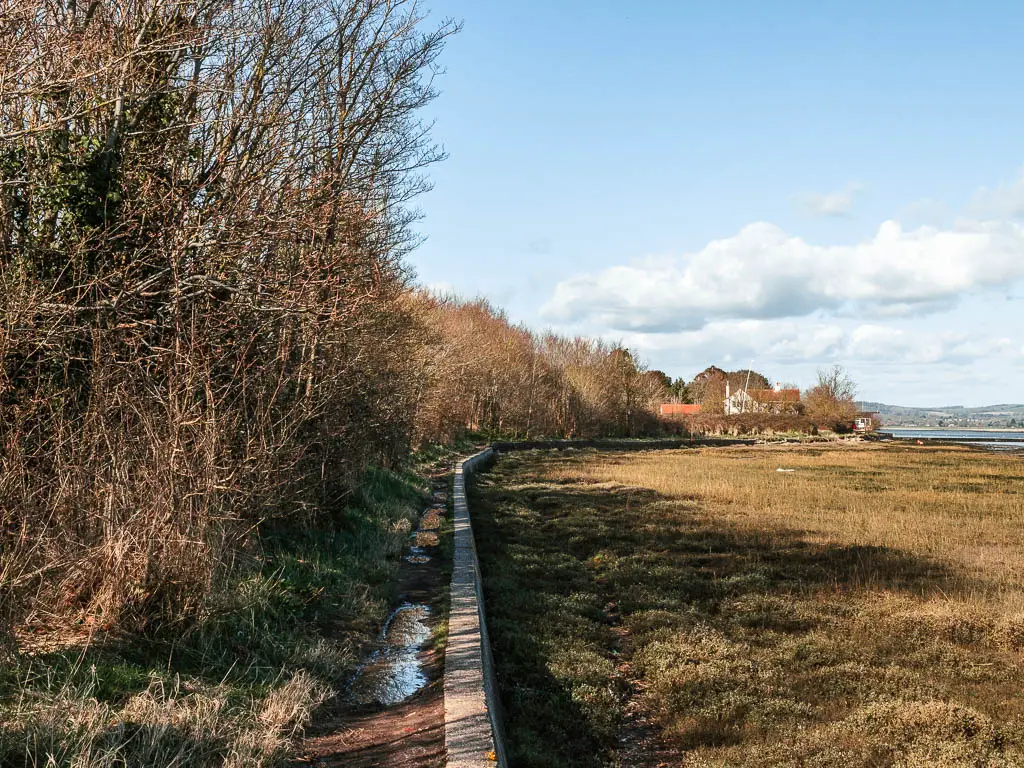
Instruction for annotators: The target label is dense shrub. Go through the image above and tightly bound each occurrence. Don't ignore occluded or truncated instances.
[411,295,668,443]
[0,0,450,637]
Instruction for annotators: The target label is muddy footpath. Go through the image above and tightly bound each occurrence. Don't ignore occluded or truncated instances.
[296,472,452,768]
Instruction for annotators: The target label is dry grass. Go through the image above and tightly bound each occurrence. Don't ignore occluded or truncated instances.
[0,668,328,767]
[471,444,1024,767]
[574,443,1024,603]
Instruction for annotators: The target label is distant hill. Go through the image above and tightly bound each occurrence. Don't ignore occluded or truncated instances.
[856,402,1024,427]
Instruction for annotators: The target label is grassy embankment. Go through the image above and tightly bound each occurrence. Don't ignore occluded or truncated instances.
[470,443,1024,767]
[0,460,446,767]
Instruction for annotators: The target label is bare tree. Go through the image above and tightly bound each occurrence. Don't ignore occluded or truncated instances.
[804,365,859,431]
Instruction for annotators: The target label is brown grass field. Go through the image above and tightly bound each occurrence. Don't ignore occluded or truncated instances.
[470,443,1024,767]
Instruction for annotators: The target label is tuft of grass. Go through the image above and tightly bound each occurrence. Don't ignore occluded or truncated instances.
[471,445,1024,767]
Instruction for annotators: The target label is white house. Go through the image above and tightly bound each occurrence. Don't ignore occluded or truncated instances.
[725,381,801,415]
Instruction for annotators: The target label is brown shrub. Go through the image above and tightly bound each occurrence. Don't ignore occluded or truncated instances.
[0,0,451,638]
[410,294,669,443]
[665,412,817,436]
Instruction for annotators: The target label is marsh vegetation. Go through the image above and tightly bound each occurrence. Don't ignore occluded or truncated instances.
[470,443,1024,767]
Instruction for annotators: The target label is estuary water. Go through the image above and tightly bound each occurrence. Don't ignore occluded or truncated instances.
[884,427,1024,451]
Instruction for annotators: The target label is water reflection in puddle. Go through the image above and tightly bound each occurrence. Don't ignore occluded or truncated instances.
[348,603,432,707]
[404,544,430,564]
[347,490,447,708]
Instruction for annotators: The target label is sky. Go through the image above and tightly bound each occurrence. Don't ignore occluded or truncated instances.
[409,0,1024,407]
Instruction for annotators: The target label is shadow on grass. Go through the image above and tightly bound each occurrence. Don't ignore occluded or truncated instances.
[469,451,980,768]
[7,510,407,706]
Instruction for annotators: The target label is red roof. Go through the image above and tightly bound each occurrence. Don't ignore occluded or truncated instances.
[660,403,702,416]
[746,388,800,403]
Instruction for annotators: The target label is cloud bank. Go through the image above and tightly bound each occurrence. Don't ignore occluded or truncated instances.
[616,321,1022,368]
[542,220,1024,333]
[972,170,1024,219]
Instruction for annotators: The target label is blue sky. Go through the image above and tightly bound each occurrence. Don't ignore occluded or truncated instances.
[410,1,1024,406]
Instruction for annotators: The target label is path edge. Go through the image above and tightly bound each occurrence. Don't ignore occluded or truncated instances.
[444,447,505,768]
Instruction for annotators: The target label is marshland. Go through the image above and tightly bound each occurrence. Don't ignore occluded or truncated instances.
[470,443,1024,767]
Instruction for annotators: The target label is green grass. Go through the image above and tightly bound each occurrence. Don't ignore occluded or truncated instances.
[0,464,429,766]
[470,446,1024,767]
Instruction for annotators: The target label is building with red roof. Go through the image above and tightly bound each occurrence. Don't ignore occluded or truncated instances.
[659,403,702,416]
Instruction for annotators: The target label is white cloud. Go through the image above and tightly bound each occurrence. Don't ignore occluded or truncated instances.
[795,182,863,217]
[536,170,1024,403]
[615,320,1022,371]
[541,220,1024,332]
[616,320,846,363]
[897,198,952,229]
[845,325,1020,365]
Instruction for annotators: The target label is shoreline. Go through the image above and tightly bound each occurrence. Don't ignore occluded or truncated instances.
[884,426,1024,433]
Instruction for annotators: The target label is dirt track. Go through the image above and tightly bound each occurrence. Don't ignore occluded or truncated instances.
[296,477,451,768]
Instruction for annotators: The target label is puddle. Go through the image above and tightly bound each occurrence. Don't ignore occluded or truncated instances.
[348,603,432,707]
[346,484,448,707]
[405,536,434,561]
[405,544,431,563]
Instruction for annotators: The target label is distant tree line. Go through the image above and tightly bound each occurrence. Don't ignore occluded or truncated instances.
[665,364,861,431]
[411,294,669,442]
